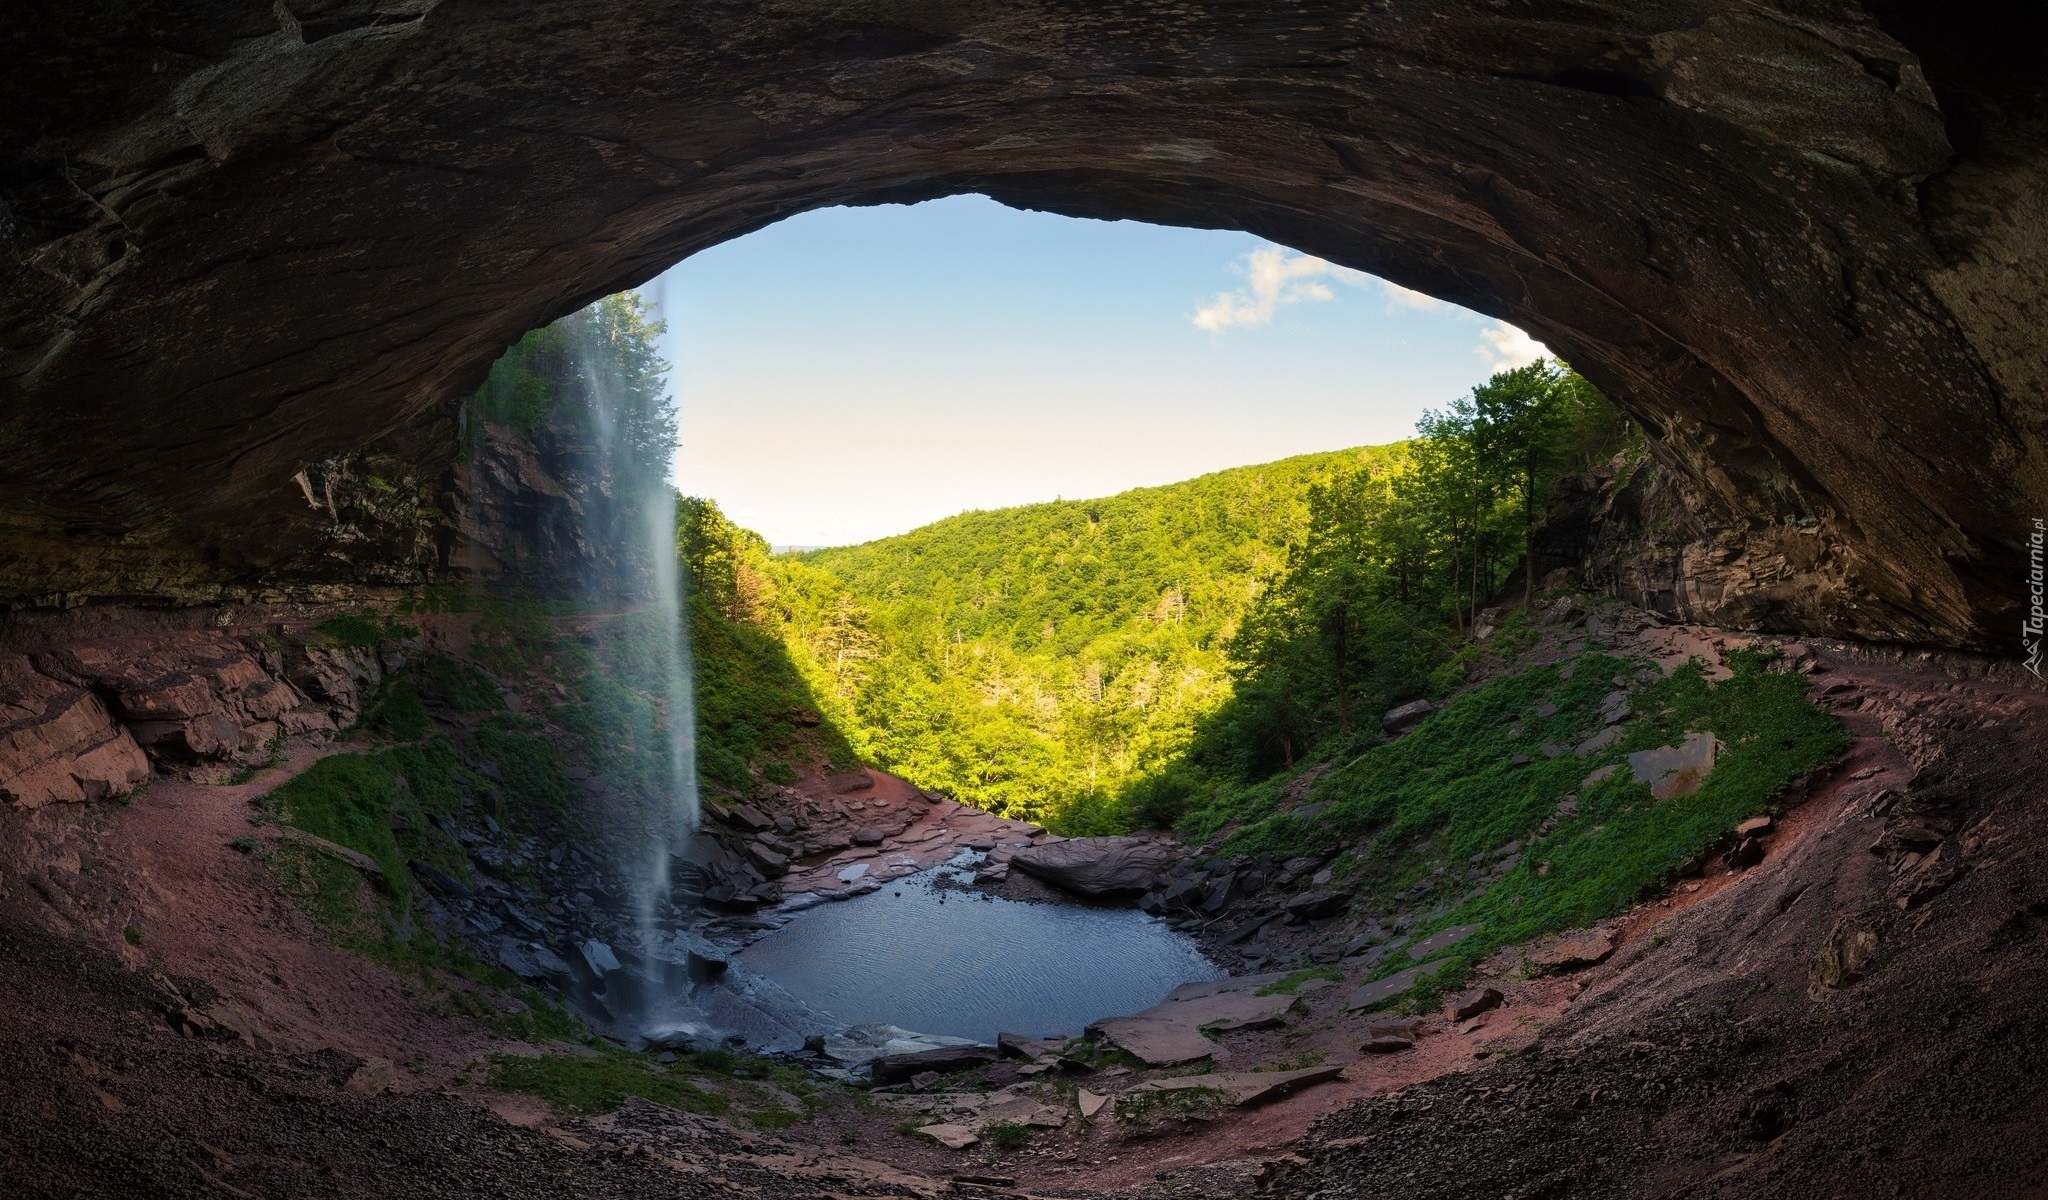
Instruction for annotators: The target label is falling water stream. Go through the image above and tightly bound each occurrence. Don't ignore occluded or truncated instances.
[569,302,702,1029]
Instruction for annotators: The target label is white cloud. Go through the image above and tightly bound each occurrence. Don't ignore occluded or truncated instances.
[1192,246,1368,331]
[1378,280,1444,312]
[1474,320,1549,370]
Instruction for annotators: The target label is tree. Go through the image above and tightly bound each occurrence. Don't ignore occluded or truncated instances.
[1469,358,1574,599]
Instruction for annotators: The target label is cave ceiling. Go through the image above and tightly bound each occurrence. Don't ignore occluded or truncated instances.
[2,0,2042,650]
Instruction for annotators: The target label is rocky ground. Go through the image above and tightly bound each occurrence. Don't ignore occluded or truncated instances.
[5,599,2047,1198]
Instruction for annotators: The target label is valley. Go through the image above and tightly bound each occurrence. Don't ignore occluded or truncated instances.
[6,5,2047,1195]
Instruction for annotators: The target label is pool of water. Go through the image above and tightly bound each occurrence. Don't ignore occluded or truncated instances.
[738,864,1223,1042]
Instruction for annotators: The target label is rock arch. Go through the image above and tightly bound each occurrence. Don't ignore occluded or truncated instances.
[3,1,2041,648]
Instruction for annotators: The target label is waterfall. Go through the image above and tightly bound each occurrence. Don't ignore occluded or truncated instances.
[563,293,700,1028]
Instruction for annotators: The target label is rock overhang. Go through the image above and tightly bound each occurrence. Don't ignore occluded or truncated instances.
[2,0,2042,650]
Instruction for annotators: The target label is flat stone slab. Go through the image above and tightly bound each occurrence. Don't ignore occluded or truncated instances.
[869,1044,1002,1084]
[1086,1017,1223,1067]
[1163,973,1287,1002]
[1628,732,1718,799]
[916,1124,979,1150]
[1408,923,1478,960]
[1131,1064,1345,1107]
[1346,967,1419,1012]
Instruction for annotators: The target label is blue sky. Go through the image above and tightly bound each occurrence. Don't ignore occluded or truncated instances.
[647,195,1543,549]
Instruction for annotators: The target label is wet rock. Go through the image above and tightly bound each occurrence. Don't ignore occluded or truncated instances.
[1201,874,1241,915]
[743,840,790,876]
[719,802,775,832]
[576,939,621,978]
[1010,836,1180,899]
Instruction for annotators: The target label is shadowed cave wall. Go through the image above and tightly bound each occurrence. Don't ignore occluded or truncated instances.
[2,0,2043,650]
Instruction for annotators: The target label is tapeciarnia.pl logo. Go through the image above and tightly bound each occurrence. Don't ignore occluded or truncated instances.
[2028,517,2045,679]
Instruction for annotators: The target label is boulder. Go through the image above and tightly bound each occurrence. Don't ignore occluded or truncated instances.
[722,802,775,832]
[1725,836,1766,870]
[1447,986,1504,1022]
[851,826,886,847]
[1382,699,1440,735]
[743,840,790,876]
[1010,836,1181,899]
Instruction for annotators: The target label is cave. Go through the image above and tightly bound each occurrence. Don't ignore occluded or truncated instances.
[4,0,2042,647]
[6,3,2048,1198]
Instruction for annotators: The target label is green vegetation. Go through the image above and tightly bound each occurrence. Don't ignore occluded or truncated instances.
[984,1121,1032,1150]
[1255,966,1343,996]
[1274,646,1849,1010]
[258,738,471,909]
[484,1047,810,1127]
[750,447,1403,827]
[697,359,1625,832]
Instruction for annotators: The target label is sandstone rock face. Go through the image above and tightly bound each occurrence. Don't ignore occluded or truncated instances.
[0,656,149,808]
[0,619,375,809]
[1,3,2043,650]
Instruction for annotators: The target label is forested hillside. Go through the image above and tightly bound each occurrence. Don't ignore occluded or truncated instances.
[682,449,1394,827]
[683,358,1631,834]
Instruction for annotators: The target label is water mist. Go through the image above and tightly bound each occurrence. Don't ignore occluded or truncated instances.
[566,295,701,1031]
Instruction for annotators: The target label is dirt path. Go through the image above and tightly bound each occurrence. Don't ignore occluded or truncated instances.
[99,742,512,1077]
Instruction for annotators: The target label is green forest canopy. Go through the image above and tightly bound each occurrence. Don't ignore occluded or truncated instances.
[682,358,1631,832]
